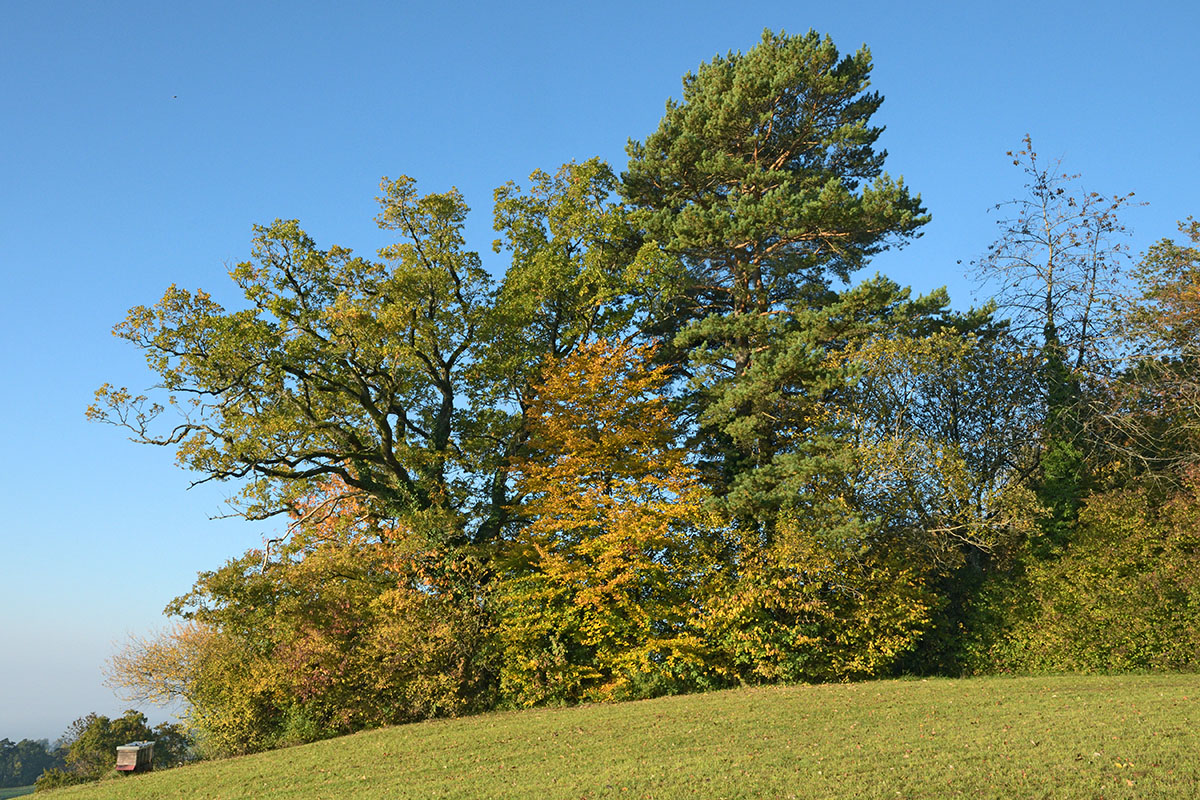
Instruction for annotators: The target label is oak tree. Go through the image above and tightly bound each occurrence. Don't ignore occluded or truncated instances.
[89,179,490,540]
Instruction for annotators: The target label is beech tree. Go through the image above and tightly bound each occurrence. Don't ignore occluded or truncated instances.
[497,339,719,704]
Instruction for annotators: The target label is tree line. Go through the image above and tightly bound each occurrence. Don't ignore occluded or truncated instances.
[90,29,1200,758]
[0,738,58,788]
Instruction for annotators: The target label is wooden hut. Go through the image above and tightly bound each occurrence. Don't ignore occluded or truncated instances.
[115,741,155,772]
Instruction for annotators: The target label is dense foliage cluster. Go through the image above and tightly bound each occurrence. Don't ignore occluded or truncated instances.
[23,711,189,792]
[92,30,1200,757]
[0,738,60,788]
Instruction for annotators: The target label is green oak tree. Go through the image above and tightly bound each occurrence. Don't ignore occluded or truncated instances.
[468,158,645,543]
[89,178,490,544]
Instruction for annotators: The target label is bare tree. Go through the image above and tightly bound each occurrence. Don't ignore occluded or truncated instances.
[971,135,1138,373]
[970,137,1140,545]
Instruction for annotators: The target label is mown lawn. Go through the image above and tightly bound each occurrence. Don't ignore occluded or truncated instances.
[40,674,1200,799]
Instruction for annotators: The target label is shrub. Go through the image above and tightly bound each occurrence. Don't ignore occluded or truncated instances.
[964,483,1200,673]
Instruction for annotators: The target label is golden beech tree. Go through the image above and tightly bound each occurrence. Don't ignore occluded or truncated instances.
[497,339,721,705]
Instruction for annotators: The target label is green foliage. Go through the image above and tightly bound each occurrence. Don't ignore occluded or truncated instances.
[469,158,647,542]
[0,739,60,789]
[624,28,927,298]
[63,712,147,778]
[964,482,1200,674]
[33,769,88,793]
[88,178,490,528]
[90,24,1200,764]
[1036,435,1088,551]
[487,159,638,379]
[624,30,927,530]
[829,301,1046,672]
[956,215,1200,676]
[33,711,190,791]
[839,309,1041,565]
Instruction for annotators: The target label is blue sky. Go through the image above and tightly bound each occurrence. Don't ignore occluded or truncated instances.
[1,0,1197,741]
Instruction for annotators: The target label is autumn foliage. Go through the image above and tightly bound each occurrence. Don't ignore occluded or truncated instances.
[99,29,1200,758]
[497,339,718,703]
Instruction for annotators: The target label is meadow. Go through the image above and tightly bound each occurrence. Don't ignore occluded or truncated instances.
[0,787,34,799]
[39,673,1200,799]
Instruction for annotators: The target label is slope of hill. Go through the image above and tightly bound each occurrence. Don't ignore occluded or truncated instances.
[41,674,1200,799]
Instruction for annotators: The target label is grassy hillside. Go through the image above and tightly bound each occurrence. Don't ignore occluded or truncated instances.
[0,787,35,799]
[41,674,1200,799]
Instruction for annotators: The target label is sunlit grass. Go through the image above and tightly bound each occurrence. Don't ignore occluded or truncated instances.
[40,674,1200,799]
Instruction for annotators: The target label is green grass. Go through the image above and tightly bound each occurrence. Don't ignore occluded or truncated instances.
[0,787,36,799]
[38,674,1200,799]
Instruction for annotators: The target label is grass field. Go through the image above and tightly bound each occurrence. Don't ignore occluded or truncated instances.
[38,674,1200,799]
[0,787,35,799]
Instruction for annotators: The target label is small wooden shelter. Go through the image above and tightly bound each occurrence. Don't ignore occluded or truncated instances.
[115,740,155,772]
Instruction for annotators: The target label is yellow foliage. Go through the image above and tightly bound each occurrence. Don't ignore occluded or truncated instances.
[499,339,720,704]
[697,510,933,683]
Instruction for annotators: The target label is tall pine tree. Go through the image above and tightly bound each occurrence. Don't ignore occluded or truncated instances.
[623,29,927,522]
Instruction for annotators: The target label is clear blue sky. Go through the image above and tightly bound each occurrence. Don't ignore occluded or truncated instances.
[1,0,1197,742]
